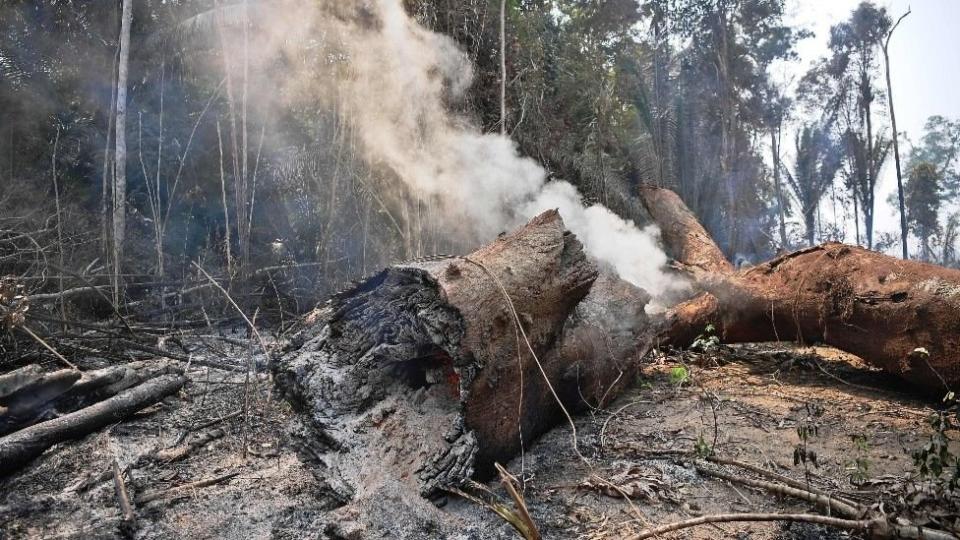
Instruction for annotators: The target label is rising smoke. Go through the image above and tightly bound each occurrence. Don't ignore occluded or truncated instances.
[268,0,686,301]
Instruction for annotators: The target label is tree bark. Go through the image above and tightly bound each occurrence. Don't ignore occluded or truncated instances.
[641,186,960,393]
[638,185,732,275]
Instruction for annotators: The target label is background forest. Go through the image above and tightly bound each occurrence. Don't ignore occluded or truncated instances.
[1,0,958,319]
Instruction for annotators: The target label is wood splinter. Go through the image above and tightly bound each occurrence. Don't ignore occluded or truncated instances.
[112,458,136,526]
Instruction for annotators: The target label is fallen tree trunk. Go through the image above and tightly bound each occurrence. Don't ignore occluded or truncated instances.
[0,373,187,475]
[274,187,960,536]
[640,186,960,393]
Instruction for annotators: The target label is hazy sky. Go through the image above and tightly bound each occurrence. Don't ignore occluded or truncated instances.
[779,0,960,243]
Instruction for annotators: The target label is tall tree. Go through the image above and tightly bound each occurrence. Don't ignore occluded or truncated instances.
[113,0,133,301]
[669,0,802,257]
[942,213,959,267]
[760,82,793,250]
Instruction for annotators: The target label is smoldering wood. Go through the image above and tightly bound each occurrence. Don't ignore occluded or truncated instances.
[641,186,960,392]
[0,373,187,475]
[275,210,662,519]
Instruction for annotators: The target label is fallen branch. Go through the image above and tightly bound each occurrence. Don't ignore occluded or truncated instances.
[705,455,859,509]
[686,461,958,539]
[1,368,81,433]
[154,428,224,463]
[114,338,245,373]
[17,325,78,370]
[628,512,876,540]
[694,462,862,519]
[26,285,112,303]
[136,471,239,504]
[111,458,136,526]
[173,409,240,446]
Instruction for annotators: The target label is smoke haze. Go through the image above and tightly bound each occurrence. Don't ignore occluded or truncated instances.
[261,0,686,301]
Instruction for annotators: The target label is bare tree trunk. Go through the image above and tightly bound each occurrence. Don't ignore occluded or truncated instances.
[884,9,912,260]
[240,0,251,267]
[51,125,65,325]
[852,188,860,246]
[101,45,120,257]
[216,3,246,273]
[112,0,133,304]
[771,126,788,249]
[862,62,876,251]
[154,59,166,277]
[499,0,506,135]
[217,121,233,276]
[641,186,960,394]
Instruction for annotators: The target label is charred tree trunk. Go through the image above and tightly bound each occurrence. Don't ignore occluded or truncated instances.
[273,210,651,510]
[641,186,960,393]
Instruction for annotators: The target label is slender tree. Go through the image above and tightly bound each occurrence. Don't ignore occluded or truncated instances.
[881,8,911,259]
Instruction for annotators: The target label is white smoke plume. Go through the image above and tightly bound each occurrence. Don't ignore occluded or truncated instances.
[258,0,686,301]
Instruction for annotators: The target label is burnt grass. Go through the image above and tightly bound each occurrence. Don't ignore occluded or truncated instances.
[0,340,955,539]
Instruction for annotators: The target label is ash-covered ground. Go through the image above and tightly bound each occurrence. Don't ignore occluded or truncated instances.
[0,338,952,539]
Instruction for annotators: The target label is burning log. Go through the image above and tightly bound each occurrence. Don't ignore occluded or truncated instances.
[641,186,960,393]
[274,210,653,506]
